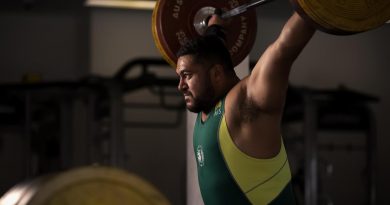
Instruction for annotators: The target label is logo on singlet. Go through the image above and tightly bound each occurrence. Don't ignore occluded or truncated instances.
[196,145,205,167]
[214,101,222,116]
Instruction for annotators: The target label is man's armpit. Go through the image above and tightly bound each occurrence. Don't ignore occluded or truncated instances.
[238,95,261,123]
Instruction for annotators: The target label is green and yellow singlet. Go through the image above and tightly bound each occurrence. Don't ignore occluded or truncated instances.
[193,98,296,205]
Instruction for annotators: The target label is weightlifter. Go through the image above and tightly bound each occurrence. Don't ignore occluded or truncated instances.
[176,11,315,204]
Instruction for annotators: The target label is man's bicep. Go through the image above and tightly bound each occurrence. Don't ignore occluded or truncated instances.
[246,43,293,113]
[245,12,315,112]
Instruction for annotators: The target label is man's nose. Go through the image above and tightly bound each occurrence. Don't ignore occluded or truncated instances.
[178,78,187,91]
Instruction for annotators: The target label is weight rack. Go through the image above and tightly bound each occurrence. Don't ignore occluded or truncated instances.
[282,85,378,205]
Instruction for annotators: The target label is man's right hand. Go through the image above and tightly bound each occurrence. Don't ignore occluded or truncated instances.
[207,9,229,28]
[208,14,223,26]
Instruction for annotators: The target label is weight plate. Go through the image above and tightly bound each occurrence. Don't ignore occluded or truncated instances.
[152,0,257,68]
[291,0,390,35]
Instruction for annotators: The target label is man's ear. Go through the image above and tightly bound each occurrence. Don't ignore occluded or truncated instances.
[211,64,224,82]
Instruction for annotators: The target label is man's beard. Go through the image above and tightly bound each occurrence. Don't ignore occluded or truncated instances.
[186,93,214,113]
[186,79,215,114]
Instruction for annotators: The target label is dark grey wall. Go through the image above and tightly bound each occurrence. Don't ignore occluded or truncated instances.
[0,6,89,83]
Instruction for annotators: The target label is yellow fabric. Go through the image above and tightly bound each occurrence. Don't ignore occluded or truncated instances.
[218,115,291,204]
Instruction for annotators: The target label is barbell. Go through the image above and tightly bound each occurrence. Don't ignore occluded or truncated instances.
[152,0,390,68]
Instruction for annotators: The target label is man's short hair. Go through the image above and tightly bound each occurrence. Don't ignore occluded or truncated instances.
[176,34,234,72]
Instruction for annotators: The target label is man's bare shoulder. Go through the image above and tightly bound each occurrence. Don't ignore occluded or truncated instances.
[224,76,282,158]
[225,77,262,124]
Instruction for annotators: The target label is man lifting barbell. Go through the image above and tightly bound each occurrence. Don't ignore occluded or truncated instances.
[176,10,314,204]
[152,0,389,204]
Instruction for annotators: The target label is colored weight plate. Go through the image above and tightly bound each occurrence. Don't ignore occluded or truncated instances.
[152,0,257,68]
[0,166,171,205]
[291,0,390,35]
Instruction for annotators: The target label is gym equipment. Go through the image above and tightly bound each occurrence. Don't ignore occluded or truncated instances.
[0,166,171,205]
[152,0,390,67]
[152,0,257,68]
[290,0,390,35]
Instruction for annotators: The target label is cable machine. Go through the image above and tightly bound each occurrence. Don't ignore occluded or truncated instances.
[283,85,378,205]
[0,58,183,180]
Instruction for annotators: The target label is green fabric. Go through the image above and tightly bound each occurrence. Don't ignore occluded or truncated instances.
[193,99,250,205]
[193,98,296,205]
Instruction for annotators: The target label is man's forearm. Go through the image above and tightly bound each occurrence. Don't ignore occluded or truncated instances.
[276,12,316,62]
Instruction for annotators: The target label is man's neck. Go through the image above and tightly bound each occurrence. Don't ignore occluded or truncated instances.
[200,98,219,122]
[200,76,239,122]
[201,112,209,122]
[221,76,239,97]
